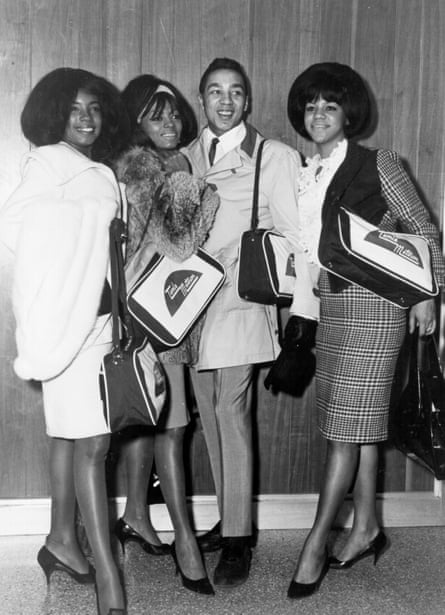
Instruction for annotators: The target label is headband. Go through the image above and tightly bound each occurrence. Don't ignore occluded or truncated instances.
[136,84,176,124]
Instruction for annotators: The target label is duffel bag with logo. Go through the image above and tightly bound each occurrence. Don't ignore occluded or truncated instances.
[127,247,225,350]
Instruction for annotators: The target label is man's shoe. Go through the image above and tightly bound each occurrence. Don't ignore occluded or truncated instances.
[197,522,258,553]
[197,521,222,552]
[213,537,252,587]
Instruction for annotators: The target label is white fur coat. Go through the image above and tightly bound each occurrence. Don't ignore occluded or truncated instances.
[0,142,120,381]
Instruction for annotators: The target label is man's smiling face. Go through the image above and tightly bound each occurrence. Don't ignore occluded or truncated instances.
[199,69,248,136]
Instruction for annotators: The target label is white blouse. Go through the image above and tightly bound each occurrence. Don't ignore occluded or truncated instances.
[297,139,347,264]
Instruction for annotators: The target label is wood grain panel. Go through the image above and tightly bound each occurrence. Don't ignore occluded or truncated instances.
[385,0,432,493]
[320,0,354,65]
[0,1,49,498]
[392,0,422,173]
[292,0,323,157]
[75,0,107,76]
[416,0,445,227]
[0,248,48,497]
[249,0,302,143]
[104,0,143,88]
[0,0,31,204]
[355,0,396,151]
[140,0,202,111]
[29,0,80,80]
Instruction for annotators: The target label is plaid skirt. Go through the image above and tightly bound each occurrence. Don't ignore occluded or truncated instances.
[317,271,406,443]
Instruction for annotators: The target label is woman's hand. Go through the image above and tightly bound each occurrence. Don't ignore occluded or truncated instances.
[408,298,436,336]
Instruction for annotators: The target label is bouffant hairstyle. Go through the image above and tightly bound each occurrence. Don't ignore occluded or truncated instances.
[20,67,130,163]
[287,62,371,139]
[199,57,251,101]
[122,74,197,148]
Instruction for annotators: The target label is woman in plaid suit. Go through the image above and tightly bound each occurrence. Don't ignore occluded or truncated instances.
[285,62,444,599]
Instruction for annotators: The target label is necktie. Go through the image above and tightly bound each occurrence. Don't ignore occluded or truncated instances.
[208,137,219,166]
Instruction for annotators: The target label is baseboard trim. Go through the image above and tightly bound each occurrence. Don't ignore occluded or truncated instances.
[1,492,444,536]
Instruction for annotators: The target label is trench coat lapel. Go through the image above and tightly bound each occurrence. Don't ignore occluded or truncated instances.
[186,123,260,178]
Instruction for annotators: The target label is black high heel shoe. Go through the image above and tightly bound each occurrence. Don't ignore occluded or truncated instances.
[37,545,96,584]
[114,518,170,556]
[287,551,329,600]
[328,530,389,569]
[171,543,215,595]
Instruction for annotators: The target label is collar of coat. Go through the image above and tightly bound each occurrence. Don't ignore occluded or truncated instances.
[185,123,263,177]
[239,122,260,157]
[28,142,116,187]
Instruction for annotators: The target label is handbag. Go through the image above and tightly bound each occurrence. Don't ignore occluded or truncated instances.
[237,140,296,306]
[99,217,166,432]
[390,331,445,480]
[127,248,225,350]
[320,206,438,308]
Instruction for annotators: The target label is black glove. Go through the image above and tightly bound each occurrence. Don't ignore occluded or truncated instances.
[264,347,315,397]
[282,315,317,352]
[264,315,317,397]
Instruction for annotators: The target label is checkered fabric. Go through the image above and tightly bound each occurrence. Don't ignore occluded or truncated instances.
[316,147,444,443]
[377,149,444,284]
[316,270,406,443]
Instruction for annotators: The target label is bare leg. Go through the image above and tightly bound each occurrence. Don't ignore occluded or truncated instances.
[155,427,206,579]
[45,437,90,573]
[292,440,359,583]
[335,443,380,561]
[74,435,124,614]
[120,432,162,545]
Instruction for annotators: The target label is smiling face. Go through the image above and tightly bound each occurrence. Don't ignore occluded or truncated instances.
[304,96,347,158]
[140,100,183,151]
[199,68,248,136]
[63,89,102,157]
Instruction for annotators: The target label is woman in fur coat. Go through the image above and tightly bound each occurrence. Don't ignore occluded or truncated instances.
[114,75,219,594]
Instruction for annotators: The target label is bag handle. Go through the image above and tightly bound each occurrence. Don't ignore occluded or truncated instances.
[250,139,267,230]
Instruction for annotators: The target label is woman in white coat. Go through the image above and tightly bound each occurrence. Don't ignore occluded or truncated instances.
[0,68,129,615]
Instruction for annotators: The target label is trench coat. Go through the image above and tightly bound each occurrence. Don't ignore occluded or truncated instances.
[184,123,318,370]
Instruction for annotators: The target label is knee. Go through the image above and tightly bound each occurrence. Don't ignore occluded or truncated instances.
[327,439,359,460]
[75,434,110,463]
[157,426,185,446]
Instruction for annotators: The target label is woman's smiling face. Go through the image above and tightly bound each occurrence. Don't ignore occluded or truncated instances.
[304,96,347,157]
[63,89,102,157]
[140,100,182,151]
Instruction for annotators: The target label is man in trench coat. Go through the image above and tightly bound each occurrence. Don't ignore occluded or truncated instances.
[184,57,318,587]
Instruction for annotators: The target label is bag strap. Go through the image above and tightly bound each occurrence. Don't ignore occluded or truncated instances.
[109,217,131,351]
[250,139,267,230]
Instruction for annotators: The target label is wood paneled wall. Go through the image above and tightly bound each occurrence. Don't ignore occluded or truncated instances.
[0,0,443,498]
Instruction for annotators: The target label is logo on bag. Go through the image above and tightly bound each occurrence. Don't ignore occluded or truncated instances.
[286,254,296,277]
[164,270,202,315]
[367,231,422,267]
